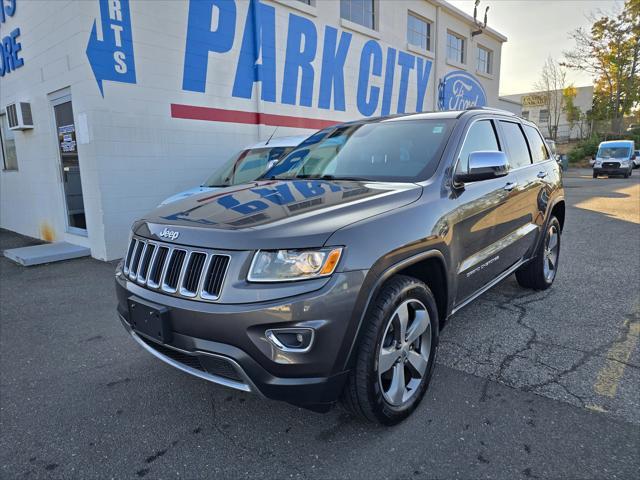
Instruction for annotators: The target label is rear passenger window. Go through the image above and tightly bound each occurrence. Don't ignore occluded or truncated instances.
[499,121,532,169]
[456,120,500,173]
[523,125,550,163]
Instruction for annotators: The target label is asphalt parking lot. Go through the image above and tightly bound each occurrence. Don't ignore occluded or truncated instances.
[1,168,639,479]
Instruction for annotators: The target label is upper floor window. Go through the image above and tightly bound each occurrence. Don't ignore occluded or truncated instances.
[522,111,530,120]
[407,12,431,51]
[477,45,493,75]
[539,109,549,123]
[341,0,375,30]
[1,114,18,171]
[295,0,314,5]
[447,32,465,64]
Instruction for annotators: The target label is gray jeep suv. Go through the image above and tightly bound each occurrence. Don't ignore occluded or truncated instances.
[116,108,565,424]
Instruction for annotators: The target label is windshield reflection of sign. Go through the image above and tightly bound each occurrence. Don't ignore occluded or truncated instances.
[160,180,372,227]
[58,124,77,153]
[439,70,486,111]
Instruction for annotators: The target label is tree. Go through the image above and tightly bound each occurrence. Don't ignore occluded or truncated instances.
[562,0,640,133]
[563,85,590,139]
[534,58,568,140]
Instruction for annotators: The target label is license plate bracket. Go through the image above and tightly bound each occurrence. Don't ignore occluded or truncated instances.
[128,297,171,343]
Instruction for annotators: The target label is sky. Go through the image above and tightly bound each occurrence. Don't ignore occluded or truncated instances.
[447,0,624,95]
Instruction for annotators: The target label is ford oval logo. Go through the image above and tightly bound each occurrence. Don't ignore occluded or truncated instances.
[158,227,180,241]
[439,70,487,111]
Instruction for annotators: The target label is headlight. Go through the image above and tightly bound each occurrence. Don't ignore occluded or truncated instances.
[248,248,343,282]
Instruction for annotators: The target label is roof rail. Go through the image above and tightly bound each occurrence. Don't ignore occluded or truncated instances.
[465,106,517,116]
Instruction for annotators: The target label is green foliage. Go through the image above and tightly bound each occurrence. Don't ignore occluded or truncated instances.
[562,0,640,132]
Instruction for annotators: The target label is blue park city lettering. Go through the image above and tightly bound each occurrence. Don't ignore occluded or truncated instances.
[0,0,24,77]
[181,0,433,117]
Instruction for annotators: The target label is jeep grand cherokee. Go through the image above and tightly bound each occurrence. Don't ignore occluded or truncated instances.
[116,108,565,425]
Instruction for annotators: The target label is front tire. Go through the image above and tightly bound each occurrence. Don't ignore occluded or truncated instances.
[593,171,598,178]
[341,275,439,425]
[516,216,561,290]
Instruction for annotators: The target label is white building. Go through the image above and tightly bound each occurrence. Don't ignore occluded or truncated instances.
[0,0,506,260]
[501,86,593,141]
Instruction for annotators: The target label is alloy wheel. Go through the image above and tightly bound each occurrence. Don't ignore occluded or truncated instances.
[543,224,559,282]
[377,299,432,406]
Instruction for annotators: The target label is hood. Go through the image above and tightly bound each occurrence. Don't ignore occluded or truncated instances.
[135,179,422,250]
[158,186,217,207]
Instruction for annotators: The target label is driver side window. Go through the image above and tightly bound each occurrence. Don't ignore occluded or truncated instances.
[456,120,501,173]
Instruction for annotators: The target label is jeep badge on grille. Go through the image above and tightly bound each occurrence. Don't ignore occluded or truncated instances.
[158,227,180,241]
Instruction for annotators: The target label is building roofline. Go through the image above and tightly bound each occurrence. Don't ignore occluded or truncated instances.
[432,0,508,43]
[498,96,522,106]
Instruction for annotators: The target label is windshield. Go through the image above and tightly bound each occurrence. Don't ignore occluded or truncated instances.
[263,120,454,182]
[203,146,295,187]
[597,147,631,159]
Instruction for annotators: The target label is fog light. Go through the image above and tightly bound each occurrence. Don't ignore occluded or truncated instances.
[265,328,314,352]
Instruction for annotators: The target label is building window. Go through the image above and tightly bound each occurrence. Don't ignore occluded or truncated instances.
[539,109,549,123]
[477,45,492,74]
[407,12,431,51]
[447,32,465,64]
[0,114,18,171]
[341,0,375,30]
[522,111,529,120]
[295,0,314,5]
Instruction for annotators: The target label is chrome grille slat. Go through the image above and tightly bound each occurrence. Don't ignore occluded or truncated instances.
[124,236,230,302]
[137,243,156,283]
[180,251,207,297]
[124,237,136,274]
[129,240,145,279]
[201,255,230,300]
[147,246,169,288]
[162,249,187,293]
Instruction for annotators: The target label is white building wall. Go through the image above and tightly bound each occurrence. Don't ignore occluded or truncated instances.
[502,86,593,141]
[1,0,505,260]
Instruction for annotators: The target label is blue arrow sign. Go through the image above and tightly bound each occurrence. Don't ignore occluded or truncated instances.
[86,0,137,96]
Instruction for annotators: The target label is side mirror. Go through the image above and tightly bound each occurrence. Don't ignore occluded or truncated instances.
[631,154,637,160]
[454,151,509,183]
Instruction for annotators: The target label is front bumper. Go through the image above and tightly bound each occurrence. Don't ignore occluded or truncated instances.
[594,167,629,175]
[116,269,366,409]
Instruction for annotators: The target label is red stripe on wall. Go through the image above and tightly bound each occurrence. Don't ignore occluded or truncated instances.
[170,104,339,130]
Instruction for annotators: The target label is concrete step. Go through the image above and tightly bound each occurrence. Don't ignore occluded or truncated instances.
[3,242,90,266]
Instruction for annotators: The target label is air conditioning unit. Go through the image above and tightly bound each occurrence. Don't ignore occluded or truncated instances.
[5,102,34,130]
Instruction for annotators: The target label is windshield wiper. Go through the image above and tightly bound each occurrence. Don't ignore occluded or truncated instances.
[292,174,370,181]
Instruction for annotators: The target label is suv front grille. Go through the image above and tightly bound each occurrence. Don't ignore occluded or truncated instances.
[123,237,230,302]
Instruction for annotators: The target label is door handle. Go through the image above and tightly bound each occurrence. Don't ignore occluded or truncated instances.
[504,182,518,191]
[537,171,548,179]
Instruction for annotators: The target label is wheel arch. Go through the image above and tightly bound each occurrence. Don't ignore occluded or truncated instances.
[341,249,450,371]
[551,199,566,231]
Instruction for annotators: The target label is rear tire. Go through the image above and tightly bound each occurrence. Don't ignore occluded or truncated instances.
[624,170,630,178]
[341,275,438,425]
[516,216,561,290]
